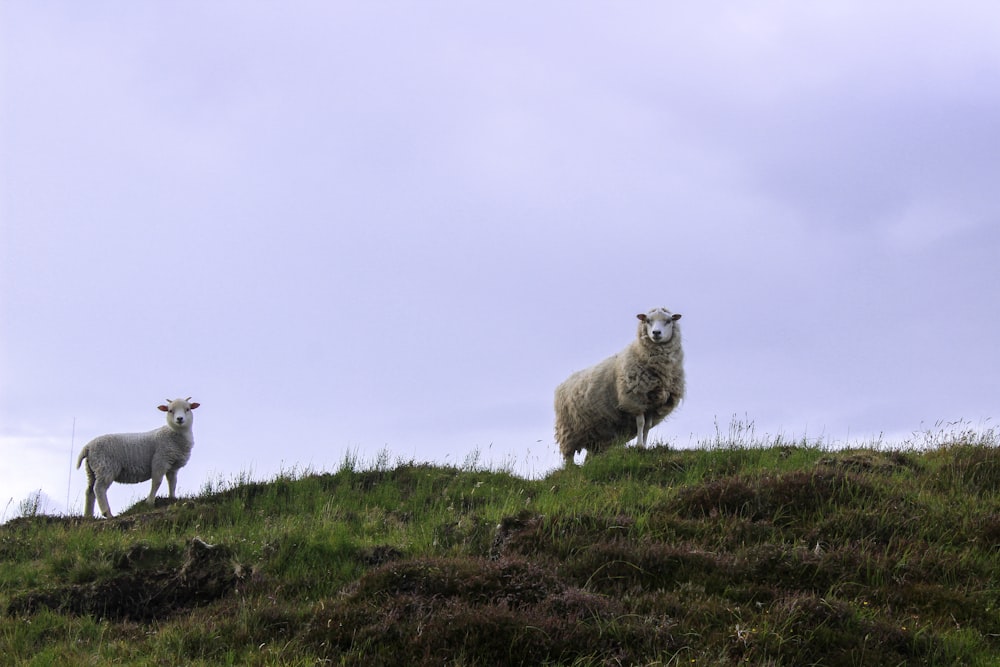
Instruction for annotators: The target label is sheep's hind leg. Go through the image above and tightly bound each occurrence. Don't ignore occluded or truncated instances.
[84,485,96,518]
[83,465,96,517]
[94,478,114,518]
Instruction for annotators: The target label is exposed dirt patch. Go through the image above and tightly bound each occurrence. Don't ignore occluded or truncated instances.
[489,511,544,560]
[357,544,405,566]
[6,537,243,622]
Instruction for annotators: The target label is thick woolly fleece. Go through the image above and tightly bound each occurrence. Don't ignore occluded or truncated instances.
[555,309,685,465]
[77,398,199,518]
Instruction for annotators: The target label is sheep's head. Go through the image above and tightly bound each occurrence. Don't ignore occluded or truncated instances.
[158,397,200,429]
[637,308,681,344]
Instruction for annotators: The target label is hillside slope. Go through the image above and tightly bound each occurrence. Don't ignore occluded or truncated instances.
[3,435,1000,665]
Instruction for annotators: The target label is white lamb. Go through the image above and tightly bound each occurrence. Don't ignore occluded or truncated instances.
[555,308,685,466]
[76,397,200,518]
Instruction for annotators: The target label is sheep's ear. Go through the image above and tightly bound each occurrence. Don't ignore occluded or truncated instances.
[672,313,682,321]
[157,405,169,412]
[636,314,648,322]
[189,402,200,410]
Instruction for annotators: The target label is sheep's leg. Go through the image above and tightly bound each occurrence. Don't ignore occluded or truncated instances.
[94,478,114,518]
[635,413,647,448]
[166,469,179,499]
[83,466,96,517]
[643,411,654,445]
[84,484,96,518]
[147,472,164,506]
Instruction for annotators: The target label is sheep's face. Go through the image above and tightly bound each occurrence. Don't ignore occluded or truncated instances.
[637,309,681,344]
[158,397,200,430]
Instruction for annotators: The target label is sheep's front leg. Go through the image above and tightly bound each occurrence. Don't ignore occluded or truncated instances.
[643,410,655,445]
[147,471,164,506]
[635,413,647,448]
[166,469,179,499]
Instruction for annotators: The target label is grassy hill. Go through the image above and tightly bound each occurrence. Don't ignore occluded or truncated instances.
[3,428,1000,666]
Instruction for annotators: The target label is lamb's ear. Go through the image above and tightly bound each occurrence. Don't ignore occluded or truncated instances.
[157,405,169,412]
[636,314,648,322]
[189,402,201,410]
[672,313,682,321]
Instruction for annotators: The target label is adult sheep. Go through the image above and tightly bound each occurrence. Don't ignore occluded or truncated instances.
[76,397,200,518]
[555,308,685,466]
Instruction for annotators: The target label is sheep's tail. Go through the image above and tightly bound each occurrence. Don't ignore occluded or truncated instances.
[76,446,89,469]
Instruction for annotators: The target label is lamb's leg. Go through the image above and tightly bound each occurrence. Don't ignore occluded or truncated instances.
[147,471,164,506]
[166,469,179,499]
[83,466,96,518]
[94,478,114,518]
[84,484,96,518]
[635,413,647,448]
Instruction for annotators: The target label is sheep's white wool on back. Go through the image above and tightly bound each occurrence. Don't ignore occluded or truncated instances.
[77,397,199,517]
[85,427,193,484]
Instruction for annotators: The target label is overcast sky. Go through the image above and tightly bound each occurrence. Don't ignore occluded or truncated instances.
[2,2,998,519]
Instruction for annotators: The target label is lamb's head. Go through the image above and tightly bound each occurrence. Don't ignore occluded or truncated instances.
[158,397,200,430]
[636,308,681,344]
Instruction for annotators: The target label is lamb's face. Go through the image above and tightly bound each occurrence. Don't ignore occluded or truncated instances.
[637,308,681,344]
[158,397,200,430]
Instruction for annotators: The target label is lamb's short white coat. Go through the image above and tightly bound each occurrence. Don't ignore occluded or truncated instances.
[76,397,200,518]
[554,308,685,466]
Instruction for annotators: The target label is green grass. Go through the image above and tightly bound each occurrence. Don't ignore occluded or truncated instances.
[3,426,1000,665]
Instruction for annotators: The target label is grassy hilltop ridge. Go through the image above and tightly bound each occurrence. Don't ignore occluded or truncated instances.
[3,427,1000,666]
